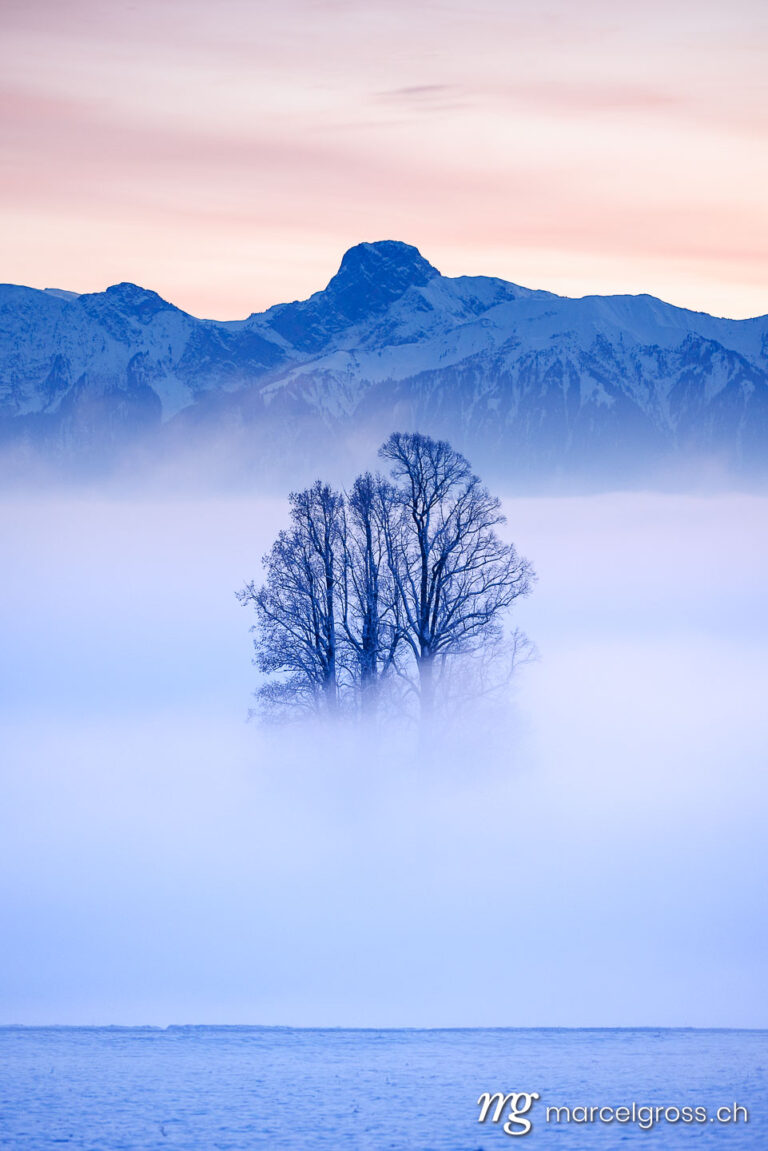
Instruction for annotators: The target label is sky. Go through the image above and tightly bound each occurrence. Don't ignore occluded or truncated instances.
[2,490,766,1026]
[1,0,766,319]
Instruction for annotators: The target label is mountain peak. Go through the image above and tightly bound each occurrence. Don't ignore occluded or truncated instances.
[323,241,440,322]
[263,241,441,351]
[76,282,178,327]
[103,282,172,309]
[333,240,439,286]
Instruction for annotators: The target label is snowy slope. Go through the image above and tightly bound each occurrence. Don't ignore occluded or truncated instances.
[1,241,767,484]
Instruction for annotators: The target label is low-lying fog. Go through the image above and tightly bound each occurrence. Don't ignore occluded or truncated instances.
[1,489,766,1027]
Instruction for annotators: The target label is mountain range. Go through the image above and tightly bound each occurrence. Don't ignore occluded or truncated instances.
[2,240,766,488]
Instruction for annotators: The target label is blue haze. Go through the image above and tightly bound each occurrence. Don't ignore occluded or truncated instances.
[0,491,766,1028]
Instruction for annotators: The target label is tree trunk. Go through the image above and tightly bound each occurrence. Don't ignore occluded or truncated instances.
[418,651,435,723]
[323,664,337,714]
[359,666,378,720]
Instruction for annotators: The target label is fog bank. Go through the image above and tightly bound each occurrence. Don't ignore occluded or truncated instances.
[1,491,766,1027]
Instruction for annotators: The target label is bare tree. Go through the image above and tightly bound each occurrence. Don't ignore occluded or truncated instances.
[237,480,344,718]
[239,434,535,726]
[379,432,534,719]
[338,472,402,716]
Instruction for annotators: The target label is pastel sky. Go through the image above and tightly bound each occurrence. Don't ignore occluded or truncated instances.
[1,0,766,318]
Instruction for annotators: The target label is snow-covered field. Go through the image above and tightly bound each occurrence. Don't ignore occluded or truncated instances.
[2,1026,766,1150]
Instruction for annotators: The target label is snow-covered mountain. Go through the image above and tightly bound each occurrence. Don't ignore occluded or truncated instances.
[2,240,767,487]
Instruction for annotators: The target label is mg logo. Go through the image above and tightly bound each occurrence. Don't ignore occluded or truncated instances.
[477,1091,540,1136]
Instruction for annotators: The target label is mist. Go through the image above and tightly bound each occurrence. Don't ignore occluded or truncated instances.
[1,486,766,1028]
